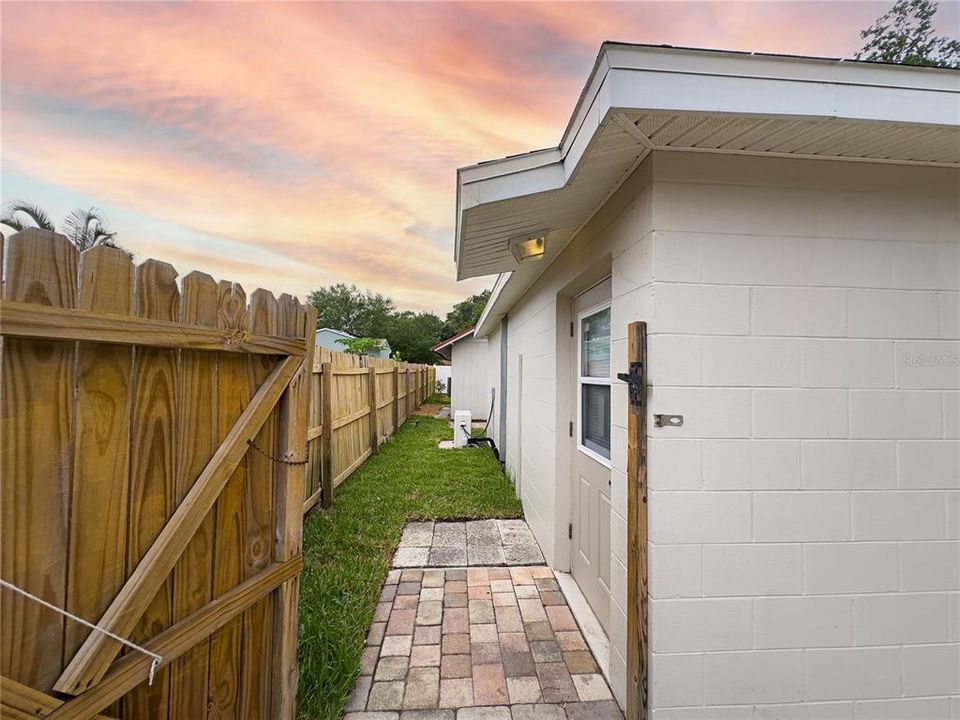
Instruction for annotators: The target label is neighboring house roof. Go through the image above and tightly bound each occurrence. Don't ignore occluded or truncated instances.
[456,43,960,336]
[430,326,476,358]
[316,328,391,356]
[316,328,356,339]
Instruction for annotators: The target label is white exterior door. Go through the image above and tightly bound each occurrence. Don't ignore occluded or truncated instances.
[571,279,612,633]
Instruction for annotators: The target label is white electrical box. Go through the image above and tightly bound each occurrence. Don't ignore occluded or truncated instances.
[453,410,472,448]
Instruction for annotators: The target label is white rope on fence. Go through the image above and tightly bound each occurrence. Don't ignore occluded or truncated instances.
[0,578,162,685]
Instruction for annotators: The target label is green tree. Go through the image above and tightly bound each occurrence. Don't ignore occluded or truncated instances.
[336,337,387,356]
[441,289,490,338]
[386,311,443,364]
[307,283,395,338]
[856,0,960,67]
[306,284,487,364]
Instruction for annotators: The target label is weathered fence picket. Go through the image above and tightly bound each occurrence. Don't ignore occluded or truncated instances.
[0,229,435,719]
[303,350,436,512]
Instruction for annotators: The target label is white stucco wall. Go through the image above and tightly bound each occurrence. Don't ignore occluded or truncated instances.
[495,151,959,715]
[451,337,492,419]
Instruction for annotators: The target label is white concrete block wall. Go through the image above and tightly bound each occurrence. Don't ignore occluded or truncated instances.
[496,162,654,708]
[484,324,502,451]
[489,152,958,714]
[450,337,491,419]
[646,153,960,718]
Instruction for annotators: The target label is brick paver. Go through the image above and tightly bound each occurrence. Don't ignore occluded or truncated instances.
[347,563,620,719]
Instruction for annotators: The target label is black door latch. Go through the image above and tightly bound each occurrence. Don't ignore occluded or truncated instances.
[617,361,644,408]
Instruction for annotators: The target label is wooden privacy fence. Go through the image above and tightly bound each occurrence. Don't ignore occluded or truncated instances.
[0,229,315,719]
[304,349,435,512]
[0,230,438,719]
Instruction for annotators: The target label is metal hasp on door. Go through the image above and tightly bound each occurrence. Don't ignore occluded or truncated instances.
[623,321,648,720]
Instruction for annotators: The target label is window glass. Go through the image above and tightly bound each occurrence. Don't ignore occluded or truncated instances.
[580,307,611,378]
[581,384,611,458]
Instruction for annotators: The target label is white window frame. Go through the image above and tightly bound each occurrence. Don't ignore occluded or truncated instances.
[576,299,612,468]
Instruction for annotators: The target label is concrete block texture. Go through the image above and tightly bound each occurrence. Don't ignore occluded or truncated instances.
[489,153,960,715]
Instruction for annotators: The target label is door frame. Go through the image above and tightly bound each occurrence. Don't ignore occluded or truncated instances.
[567,278,614,635]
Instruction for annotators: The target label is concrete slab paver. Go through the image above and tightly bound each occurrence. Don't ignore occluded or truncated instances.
[401,522,436,547]
[393,520,544,569]
[430,546,468,566]
[395,547,431,567]
[433,522,466,547]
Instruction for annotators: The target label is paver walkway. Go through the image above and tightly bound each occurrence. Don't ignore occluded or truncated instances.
[344,565,623,719]
[392,520,545,568]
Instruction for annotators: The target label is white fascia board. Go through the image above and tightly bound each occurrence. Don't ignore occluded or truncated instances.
[457,47,959,213]
[601,44,960,94]
[459,147,562,185]
[472,161,566,207]
[455,44,960,270]
[456,150,561,263]
[457,154,564,216]
[474,272,511,338]
[607,67,960,127]
[556,45,959,166]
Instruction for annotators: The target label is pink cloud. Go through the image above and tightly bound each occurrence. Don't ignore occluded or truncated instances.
[2,1,931,313]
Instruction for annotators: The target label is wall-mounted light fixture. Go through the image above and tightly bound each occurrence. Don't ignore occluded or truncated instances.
[508,231,547,264]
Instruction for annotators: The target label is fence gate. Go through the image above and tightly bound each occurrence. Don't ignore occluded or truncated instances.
[0,229,314,719]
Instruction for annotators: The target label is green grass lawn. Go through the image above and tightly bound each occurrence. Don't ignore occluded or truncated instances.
[297,416,522,719]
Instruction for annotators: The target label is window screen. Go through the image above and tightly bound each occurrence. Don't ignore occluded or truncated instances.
[581,308,611,378]
[579,305,611,460]
[581,383,611,456]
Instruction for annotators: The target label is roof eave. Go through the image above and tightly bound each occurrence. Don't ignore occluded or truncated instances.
[455,44,960,282]
[474,273,510,337]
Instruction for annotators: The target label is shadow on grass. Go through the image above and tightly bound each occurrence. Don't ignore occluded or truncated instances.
[297,416,522,719]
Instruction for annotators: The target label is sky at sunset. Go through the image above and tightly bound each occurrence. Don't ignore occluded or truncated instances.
[3,1,957,314]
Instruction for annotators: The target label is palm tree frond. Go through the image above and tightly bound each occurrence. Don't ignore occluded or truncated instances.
[0,214,27,232]
[63,207,116,251]
[92,226,118,243]
[0,201,128,255]
[1,201,55,231]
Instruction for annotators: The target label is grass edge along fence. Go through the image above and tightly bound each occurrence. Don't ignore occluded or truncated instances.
[0,228,432,720]
[305,349,435,513]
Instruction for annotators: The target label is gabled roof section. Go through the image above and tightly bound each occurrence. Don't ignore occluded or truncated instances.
[430,326,476,353]
[455,43,960,283]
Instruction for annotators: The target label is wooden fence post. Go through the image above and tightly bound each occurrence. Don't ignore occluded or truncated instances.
[626,321,648,720]
[393,366,400,433]
[368,366,378,452]
[320,362,333,509]
[272,302,314,720]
